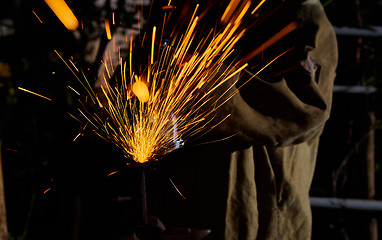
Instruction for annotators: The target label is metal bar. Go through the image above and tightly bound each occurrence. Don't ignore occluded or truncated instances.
[140,168,148,225]
[0,145,8,240]
[310,197,382,212]
[334,26,382,37]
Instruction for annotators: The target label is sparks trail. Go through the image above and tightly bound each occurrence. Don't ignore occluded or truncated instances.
[57,0,295,164]
[18,87,52,101]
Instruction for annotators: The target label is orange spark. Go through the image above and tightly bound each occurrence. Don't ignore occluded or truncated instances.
[169,179,186,199]
[44,0,79,31]
[43,188,51,194]
[107,171,120,177]
[105,18,112,40]
[112,12,115,25]
[234,0,252,24]
[73,133,81,142]
[32,11,43,24]
[18,87,52,101]
[67,85,80,96]
[242,21,298,62]
[220,0,241,24]
[251,0,266,15]
[161,5,176,10]
[151,26,156,65]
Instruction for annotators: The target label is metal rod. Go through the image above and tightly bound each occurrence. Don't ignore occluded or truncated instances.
[140,168,148,225]
[310,197,382,212]
[0,144,8,240]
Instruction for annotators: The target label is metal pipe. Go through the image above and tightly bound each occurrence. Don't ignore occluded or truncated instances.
[310,197,382,212]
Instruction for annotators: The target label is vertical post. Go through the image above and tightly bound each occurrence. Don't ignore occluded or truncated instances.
[140,168,147,225]
[366,112,378,240]
[0,144,8,240]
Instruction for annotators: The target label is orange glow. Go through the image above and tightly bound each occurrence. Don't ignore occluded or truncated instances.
[44,0,79,31]
[132,76,150,103]
[32,11,43,24]
[105,18,112,40]
[242,21,298,63]
[18,87,52,101]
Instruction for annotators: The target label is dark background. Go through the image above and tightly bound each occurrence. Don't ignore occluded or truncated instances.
[1,0,382,239]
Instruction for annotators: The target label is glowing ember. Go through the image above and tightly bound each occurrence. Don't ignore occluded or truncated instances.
[44,0,79,31]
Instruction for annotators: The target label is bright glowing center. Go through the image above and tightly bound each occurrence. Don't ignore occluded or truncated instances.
[132,81,150,103]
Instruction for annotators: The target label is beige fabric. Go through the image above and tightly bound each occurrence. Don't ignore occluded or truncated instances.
[224,133,320,239]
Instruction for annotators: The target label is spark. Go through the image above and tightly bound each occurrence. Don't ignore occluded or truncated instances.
[107,171,120,177]
[67,85,80,96]
[73,133,81,142]
[43,188,51,194]
[221,0,241,24]
[69,59,79,72]
[32,11,43,24]
[169,178,186,199]
[251,0,267,15]
[105,18,112,40]
[18,87,52,101]
[162,5,176,10]
[234,0,252,25]
[44,0,79,31]
[151,26,156,65]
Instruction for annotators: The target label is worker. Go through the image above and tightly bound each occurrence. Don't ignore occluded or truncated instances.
[160,0,338,239]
